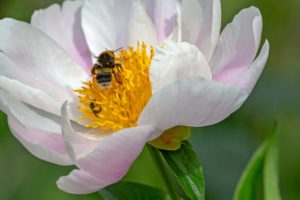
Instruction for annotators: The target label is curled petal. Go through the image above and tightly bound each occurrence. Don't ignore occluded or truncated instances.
[31,0,92,70]
[0,91,72,165]
[150,40,211,94]
[210,7,263,76]
[57,169,108,194]
[138,77,247,132]
[214,41,269,94]
[181,0,221,59]
[61,102,99,163]
[59,102,160,194]
[82,0,157,56]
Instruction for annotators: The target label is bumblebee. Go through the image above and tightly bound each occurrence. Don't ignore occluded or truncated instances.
[91,48,123,88]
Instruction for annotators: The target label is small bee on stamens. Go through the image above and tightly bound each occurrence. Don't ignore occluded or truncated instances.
[90,102,102,117]
[91,48,123,88]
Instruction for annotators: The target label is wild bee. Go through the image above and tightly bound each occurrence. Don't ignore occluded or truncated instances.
[90,101,102,116]
[91,48,123,88]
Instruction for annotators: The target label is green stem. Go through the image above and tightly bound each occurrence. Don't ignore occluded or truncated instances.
[147,144,181,200]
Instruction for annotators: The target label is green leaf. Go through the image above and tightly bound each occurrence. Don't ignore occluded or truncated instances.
[233,141,268,200]
[99,181,169,200]
[160,141,205,200]
[264,133,281,200]
[234,128,281,200]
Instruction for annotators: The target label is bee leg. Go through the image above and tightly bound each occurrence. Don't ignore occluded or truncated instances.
[113,70,123,85]
[114,63,123,71]
[91,67,95,75]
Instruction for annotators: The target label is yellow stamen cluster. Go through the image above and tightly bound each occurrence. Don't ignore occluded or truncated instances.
[75,42,154,132]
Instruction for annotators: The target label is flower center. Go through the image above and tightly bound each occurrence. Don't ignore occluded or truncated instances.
[75,42,154,132]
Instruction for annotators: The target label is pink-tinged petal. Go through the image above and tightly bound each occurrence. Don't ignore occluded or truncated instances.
[142,0,178,42]
[31,1,92,70]
[77,125,158,178]
[8,117,72,165]
[210,7,262,75]
[0,18,88,114]
[59,102,159,194]
[138,77,247,132]
[181,0,221,59]
[214,41,269,94]
[150,40,211,94]
[58,125,158,194]
[0,91,72,165]
[57,169,107,194]
[82,0,157,56]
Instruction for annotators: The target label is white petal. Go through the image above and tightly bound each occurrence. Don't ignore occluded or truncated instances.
[210,7,262,75]
[0,19,88,93]
[214,41,269,94]
[31,1,92,70]
[181,0,221,59]
[0,90,60,132]
[150,40,212,94]
[82,0,157,56]
[59,102,159,194]
[0,91,72,165]
[61,102,99,164]
[128,0,158,46]
[138,77,247,132]
[0,76,60,114]
[142,0,178,41]
[0,19,88,114]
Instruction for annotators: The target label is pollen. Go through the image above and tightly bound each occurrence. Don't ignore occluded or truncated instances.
[75,42,154,132]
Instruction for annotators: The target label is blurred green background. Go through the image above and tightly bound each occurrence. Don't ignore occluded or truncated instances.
[0,0,299,199]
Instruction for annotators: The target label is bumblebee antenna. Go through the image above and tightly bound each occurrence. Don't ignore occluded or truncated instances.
[114,47,123,52]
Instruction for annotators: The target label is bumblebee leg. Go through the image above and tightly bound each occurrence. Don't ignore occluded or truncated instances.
[114,63,123,71]
[91,66,96,75]
[113,69,123,84]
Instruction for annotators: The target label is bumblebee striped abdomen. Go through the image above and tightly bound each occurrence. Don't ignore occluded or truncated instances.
[95,67,113,88]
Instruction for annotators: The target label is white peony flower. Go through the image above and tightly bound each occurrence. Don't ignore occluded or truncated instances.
[0,0,269,194]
